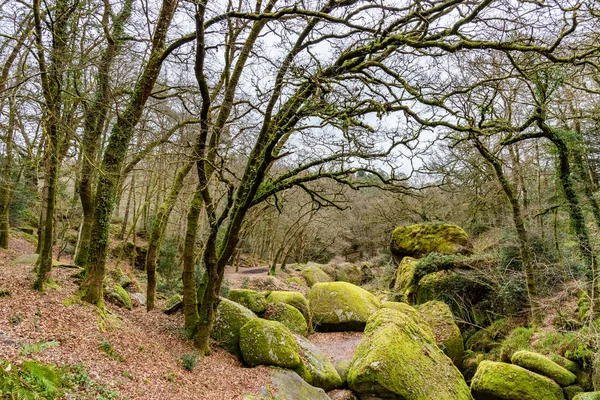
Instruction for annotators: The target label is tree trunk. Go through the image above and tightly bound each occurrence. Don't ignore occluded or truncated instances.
[473,136,541,325]
[119,176,134,240]
[79,0,179,306]
[146,160,193,311]
[0,98,16,248]
[182,185,202,334]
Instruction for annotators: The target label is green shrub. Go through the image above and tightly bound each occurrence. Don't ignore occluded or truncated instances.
[181,352,199,371]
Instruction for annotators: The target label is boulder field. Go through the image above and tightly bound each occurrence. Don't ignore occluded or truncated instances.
[213,253,596,399]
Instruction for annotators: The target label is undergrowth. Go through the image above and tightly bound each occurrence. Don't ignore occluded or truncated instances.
[0,359,128,399]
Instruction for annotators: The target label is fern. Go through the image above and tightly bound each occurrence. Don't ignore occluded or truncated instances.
[0,359,69,400]
[20,340,59,356]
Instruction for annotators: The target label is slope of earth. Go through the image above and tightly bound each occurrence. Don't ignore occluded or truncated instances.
[0,236,270,400]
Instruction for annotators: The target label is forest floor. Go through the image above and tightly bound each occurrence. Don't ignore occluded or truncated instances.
[0,233,362,399]
[0,234,272,400]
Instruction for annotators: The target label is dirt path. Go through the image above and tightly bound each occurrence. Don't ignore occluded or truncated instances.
[308,332,363,365]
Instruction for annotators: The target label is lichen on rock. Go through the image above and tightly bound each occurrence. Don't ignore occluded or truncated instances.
[211,298,257,359]
[417,300,464,367]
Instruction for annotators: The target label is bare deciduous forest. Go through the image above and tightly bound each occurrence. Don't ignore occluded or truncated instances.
[1,0,600,399]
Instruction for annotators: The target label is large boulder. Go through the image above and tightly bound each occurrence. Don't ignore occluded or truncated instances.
[347,308,472,400]
[333,263,364,285]
[263,302,308,336]
[211,298,257,359]
[381,301,434,336]
[308,282,381,331]
[573,393,600,400]
[391,223,473,261]
[239,319,301,369]
[266,291,310,323]
[265,370,330,400]
[512,350,576,386]
[417,301,464,367]
[301,266,332,287]
[470,360,564,400]
[227,289,267,314]
[294,334,342,391]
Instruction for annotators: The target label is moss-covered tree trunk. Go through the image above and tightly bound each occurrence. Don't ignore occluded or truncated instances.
[146,160,194,311]
[75,0,133,268]
[32,0,72,290]
[540,122,599,307]
[79,0,179,306]
[472,136,541,325]
[0,98,16,249]
[182,185,202,334]
[0,19,30,249]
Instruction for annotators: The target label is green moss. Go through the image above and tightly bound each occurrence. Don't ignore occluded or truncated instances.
[465,318,522,355]
[381,301,429,329]
[417,301,464,367]
[564,385,584,400]
[301,266,332,287]
[294,334,342,391]
[550,354,581,374]
[266,291,310,324]
[512,350,576,386]
[264,302,308,336]
[228,289,267,314]
[573,392,600,400]
[211,298,257,359]
[268,370,331,400]
[239,319,301,368]
[105,283,132,310]
[308,282,381,331]
[347,308,471,399]
[333,263,363,285]
[285,277,308,287]
[166,293,182,309]
[498,327,534,362]
[391,223,472,259]
[471,361,565,400]
[393,257,417,302]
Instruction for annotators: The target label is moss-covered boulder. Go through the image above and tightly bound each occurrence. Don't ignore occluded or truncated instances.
[393,256,418,302]
[333,263,363,285]
[573,393,600,400]
[470,360,564,400]
[267,370,330,400]
[301,266,332,287]
[417,301,464,367]
[294,334,342,391]
[239,319,301,369]
[381,301,433,336]
[335,360,352,386]
[564,386,585,400]
[391,223,473,261]
[227,289,267,314]
[550,354,581,375]
[105,283,132,310]
[512,350,577,386]
[211,298,257,359]
[308,282,381,331]
[263,302,308,336]
[285,277,308,288]
[266,291,310,323]
[347,308,472,399]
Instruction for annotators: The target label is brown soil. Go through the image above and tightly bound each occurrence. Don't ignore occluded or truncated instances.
[308,331,363,365]
[0,235,270,400]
